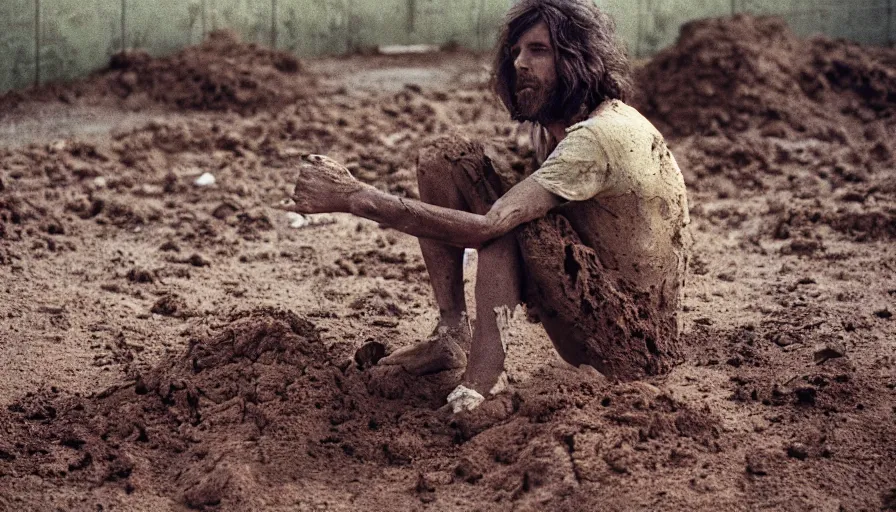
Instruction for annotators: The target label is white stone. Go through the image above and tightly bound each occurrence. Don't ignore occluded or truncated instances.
[447,385,485,413]
[286,212,309,229]
[194,172,216,187]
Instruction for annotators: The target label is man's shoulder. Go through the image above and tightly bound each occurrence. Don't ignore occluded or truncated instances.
[576,100,657,135]
[566,101,665,158]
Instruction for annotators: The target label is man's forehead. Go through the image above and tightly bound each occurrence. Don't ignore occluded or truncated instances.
[512,21,552,48]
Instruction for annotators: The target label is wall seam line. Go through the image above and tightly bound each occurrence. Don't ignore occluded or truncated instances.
[888,0,892,46]
[121,0,127,52]
[34,0,40,87]
[201,0,207,39]
[635,0,643,58]
[271,0,278,49]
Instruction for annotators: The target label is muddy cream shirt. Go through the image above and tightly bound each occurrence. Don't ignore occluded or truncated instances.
[529,99,690,316]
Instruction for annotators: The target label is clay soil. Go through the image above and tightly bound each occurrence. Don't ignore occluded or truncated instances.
[0,17,894,511]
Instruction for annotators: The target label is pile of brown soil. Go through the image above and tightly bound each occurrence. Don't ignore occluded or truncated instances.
[634,15,896,242]
[635,15,896,137]
[0,308,719,510]
[0,31,314,115]
[104,31,311,113]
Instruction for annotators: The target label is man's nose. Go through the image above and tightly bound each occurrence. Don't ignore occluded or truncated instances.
[514,51,530,72]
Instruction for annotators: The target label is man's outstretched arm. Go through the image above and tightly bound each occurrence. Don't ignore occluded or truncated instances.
[351,178,559,248]
[278,154,562,248]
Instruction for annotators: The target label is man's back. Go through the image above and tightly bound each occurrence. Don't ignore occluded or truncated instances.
[530,100,690,326]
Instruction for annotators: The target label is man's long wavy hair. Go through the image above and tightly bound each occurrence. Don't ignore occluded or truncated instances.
[493,0,633,124]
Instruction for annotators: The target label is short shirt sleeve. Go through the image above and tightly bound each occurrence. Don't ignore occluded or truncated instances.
[529,123,612,202]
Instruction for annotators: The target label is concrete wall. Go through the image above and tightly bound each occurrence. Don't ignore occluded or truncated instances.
[1,0,894,93]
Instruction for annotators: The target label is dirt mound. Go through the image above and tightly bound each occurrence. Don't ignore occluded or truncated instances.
[635,15,896,137]
[634,15,896,245]
[103,31,311,113]
[0,309,331,508]
[0,307,721,509]
[0,31,315,115]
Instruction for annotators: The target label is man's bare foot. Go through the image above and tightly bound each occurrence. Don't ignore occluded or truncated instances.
[378,325,469,376]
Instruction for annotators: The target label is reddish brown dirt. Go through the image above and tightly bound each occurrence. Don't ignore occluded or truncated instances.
[1,15,895,511]
[0,30,312,116]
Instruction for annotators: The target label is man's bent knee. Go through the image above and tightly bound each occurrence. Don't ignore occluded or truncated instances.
[416,133,499,211]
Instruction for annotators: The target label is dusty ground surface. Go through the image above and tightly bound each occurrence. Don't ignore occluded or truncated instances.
[0,17,894,511]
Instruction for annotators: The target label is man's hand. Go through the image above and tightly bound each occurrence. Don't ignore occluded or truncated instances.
[277,154,369,214]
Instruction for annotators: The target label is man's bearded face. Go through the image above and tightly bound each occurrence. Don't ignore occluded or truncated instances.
[515,70,556,122]
[511,21,558,124]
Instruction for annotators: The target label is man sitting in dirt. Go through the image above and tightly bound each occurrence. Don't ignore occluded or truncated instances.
[279,0,690,411]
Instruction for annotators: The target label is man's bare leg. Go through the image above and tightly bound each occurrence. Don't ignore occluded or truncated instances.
[415,146,470,331]
[464,232,522,393]
[379,135,525,391]
[379,136,501,374]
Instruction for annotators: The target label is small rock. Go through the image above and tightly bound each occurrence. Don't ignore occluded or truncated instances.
[745,451,774,476]
[151,295,185,317]
[454,458,483,484]
[354,341,387,370]
[127,268,154,284]
[187,254,210,267]
[814,341,846,364]
[137,184,163,197]
[875,308,892,320]
[212,202,241,220]
[794,386,817,406]
[772,332,799,347]
[717,272,736,282]
[194,172,216,187]
[286,212,309,229]
[92,176,108,189]
[159,241,180,253]
[604,445,634,474]
[415,472,436,499]
[786,443,809,460]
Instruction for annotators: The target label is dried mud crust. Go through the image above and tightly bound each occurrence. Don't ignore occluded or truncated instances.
[0,308,720,510]
[519,214,680,379]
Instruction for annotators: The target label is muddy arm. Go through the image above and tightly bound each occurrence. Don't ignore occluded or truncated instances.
[279,154,561,248]
[351,178,562,248]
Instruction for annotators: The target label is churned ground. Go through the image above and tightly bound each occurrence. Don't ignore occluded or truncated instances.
[0,17,894,511]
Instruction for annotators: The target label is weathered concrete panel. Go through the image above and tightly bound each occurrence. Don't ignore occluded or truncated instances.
[478,0,511,51]
[890,0,895,46]
[0,0,36,93]
[3,0,894,92]
[636,0,733,56]
[596,0,641,58]
[278,0,351,56]
[407,0,481,48]
[126,0,204,57]
[825,3,889,46]
[346,0,411,51]
[207,0,274,46]
[737,0,889,45]
[40,0,121,84]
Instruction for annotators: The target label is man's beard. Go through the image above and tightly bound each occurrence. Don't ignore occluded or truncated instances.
[513,75,557,124]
